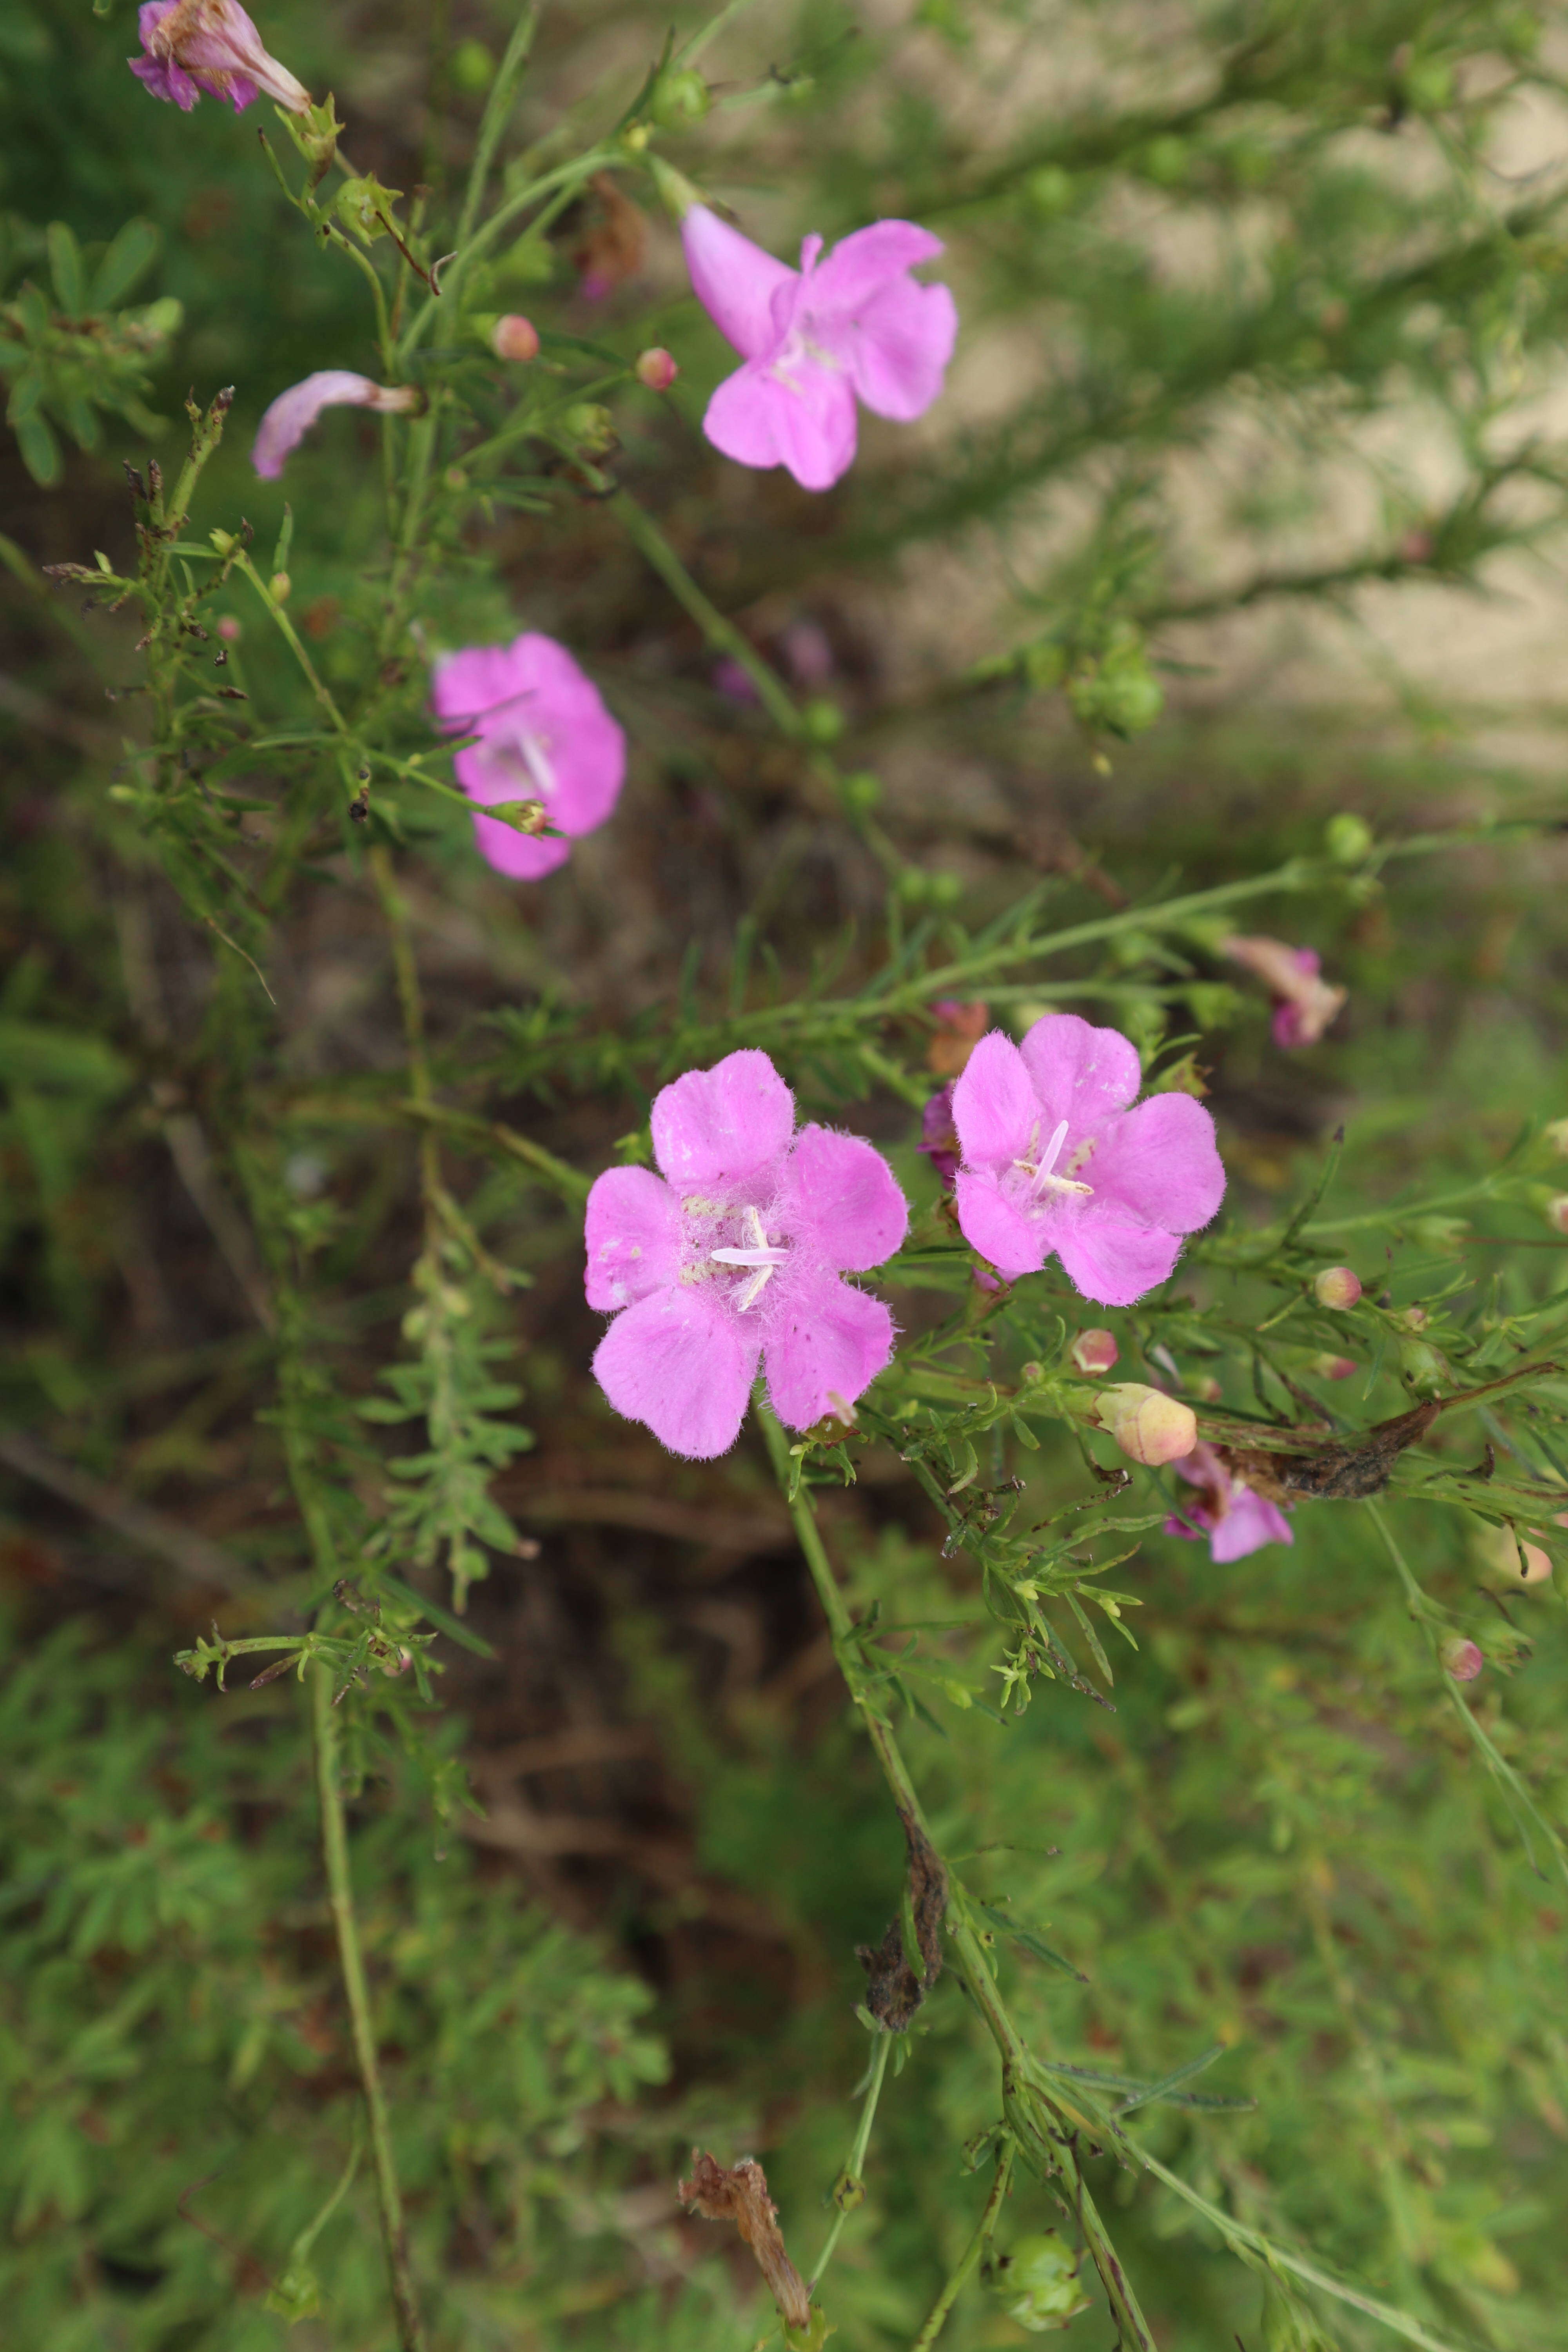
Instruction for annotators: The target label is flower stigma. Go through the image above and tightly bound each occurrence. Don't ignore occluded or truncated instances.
[1015,1118,1094,1202]
[709,1203,789,1309]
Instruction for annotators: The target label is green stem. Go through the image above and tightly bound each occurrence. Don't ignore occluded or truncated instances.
[455,2,540,250]
[910,2138,1015,2351]
[311,1663,427,2351]
[809,2033,892,2290]
[610,490,804,738]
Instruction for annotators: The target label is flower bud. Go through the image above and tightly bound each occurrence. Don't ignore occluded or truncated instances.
[1314,1266,1361,1309]
[635,346,679,391]
[1546,1194,1568,1235]
[1400,1304,1428,1330]
[563,402,616,454]
[1312,1354,1357,1381]
[1324,811,1374,864]
[1544,1118,1568,1157]
[1070,1328,1118,1376]
[216,615,241,643]
[269,571,291,605]
[1096,1384,1197,1466]
[1443,1637,1483,1683]
[492,313,540,363]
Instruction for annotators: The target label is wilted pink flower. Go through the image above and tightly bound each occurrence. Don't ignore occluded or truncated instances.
[130,0,310,113]
[1223,935,1346,1050]
[635,347,679,391]
[1165,1443,1292,1562]
[585,1050,908,1458]
[252,372,419,478]
[1444,1637,1484,1683]
[682,205,957,492]
[918,1083,960,1190]
[431,634,625,882]
[950,1014,1225,1305]
[927,999,989,1077]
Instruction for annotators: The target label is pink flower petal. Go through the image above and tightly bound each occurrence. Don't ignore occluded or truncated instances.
[130,51,200,105]
[592,1288,760,1459]
[808,220,946,309]
[777,1125,908,1271]
[469,815,571,880]
[252,371,380,478]
[1089,1091,1225,1236]
[432,633,625,879]
[838,276,958,422]
[764,1268,895,1430]
[953,1168,1046,1279]
[583,1166,683,1312]
[1018,1014,1143,1130]
[1048,1205,1182,1307]
[682,205,799,362]
[1209,1489,1292,1562]
[952,1031,1037,1174]
[703,359,858,491]
[651,1049,795,1192]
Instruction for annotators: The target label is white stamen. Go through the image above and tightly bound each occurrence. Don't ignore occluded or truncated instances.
[709,1204,788,1309]
[518,733,557,801]
[1012,1114,1094,1202]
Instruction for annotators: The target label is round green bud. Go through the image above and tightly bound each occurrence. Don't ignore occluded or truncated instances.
[450,39,495,95]
[984,2233,1093,2330]
[562,403,616,454]
[651,68,710,126]
[801,697,845,745]
[839,769,882,815]
[1024,165,1073,216]
[1325,811,1373,864]
[926,871,963,910]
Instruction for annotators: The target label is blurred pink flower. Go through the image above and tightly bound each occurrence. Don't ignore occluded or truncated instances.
[130,0,310,113]
[1223,934,1346,1049]
[682,206,957,491]
[431,634,625,882]
[918,1083,960,1190]
[252,372,419,478]
[585,1050,908,1457]
[951,1014,1225,1305]
[1164,1443,1292,1561]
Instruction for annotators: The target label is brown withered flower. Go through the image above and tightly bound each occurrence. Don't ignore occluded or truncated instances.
[678,2151,811,2331]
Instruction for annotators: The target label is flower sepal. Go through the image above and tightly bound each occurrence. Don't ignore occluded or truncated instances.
[283,91,344,184]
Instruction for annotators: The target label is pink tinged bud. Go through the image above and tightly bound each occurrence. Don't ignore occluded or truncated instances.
[252,372,421,479]
[1070,1328,1118,1376]
[1313,1354,1357,1381]
[129,0,312,114]
[635,347,679,391]
[492,314,540,362]
[216,615,241,642]
[1314,1266,1361,1309]
[1545,1195,1568,1235]
[1444,1637,1484,1683]
[1097,1383,1197,1467]
[1401,1305,1428,1330]
[1544,1118,1568,1157]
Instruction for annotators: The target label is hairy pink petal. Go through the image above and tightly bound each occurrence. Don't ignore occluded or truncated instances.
[764,1269,894,1430]
[592,1289,760,1460]
[1049,1205,1182,1308]
[1018,1014,1143,1130]
[952,1031,1037,1174]
[777,1126,908,1271]
[132,0,308,112]
[1089,1091,1225,1235]
[652,1049,795,1192]
[468,818,570,881]
[953,1169,1044,1279]
[703,361,858,492]
[682,205,799,361]
[583,1167,683,1312]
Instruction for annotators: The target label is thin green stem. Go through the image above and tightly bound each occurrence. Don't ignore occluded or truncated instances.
[910,2138,1014,2351]
[455,2,540,251]
[231,552,350,735]
[611,490,804,737]
[311,1662,427,2351]
[809,2033,892,2290]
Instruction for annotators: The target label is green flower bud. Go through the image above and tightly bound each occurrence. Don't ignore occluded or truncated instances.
[984,2233,1093,2330]
[651,68,710,126]
[1324,811,1373,864]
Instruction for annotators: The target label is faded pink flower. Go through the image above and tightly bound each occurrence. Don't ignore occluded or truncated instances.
[682,206,957,492]
[1165,1443,1292,1562]
[431,634,625,882]
[950,1014,1225,1305]
[585,1050,908,1458]
[130,0,310,113]
[1223,935,1346,1050]
[918,1083,960,1190]
[252,373,419,478]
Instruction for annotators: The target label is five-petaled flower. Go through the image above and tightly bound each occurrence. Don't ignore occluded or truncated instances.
[252,372,420,478]
[585,1050,908,1458]
[682,205,957,492]
[431,634,625,882]
[949,1014,1225,1305]
[1164,1443,1292,1561]
[130,0,311,113]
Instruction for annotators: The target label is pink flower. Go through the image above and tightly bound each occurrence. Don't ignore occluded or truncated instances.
[129,0,310,113]
[682,206,957,492]
[585,1050,908,1459]
[1223,935,1346,1050]
[949,1014,1225,1305]
[918,1083,960,1190]
[430,634,625,882]
[252,373,419,478]
[1164,1443,1292,1562]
